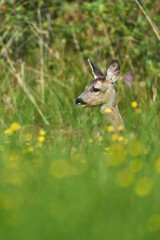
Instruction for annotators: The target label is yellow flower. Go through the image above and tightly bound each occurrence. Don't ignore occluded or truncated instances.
[27,147,34,152]
[118,125,124,131]
[117,136,124,142]
[135,108,141,114]
[4,123,20,136]
[105,108,111,113]
[10,122,21,132]
[39,129,46,136]
[38,136,45,143]
[134,178,152,197]
[147,214,160,232]
[106,125,115,133]
[4,129,13,136]
[111,134,118,141]
[88,138,93,143]
[116,169,134,187]
[131,101,138,108]
[104,147,109,151]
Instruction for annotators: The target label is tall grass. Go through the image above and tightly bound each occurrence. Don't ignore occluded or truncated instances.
[0,0,160,239]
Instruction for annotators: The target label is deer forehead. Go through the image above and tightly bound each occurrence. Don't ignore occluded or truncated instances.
[85,78,113,91]
[94,80,103,88]
[86,79,102,89]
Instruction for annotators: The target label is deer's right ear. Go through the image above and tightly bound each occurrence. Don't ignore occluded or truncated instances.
[88,59,104,79]
[106,59,120,83]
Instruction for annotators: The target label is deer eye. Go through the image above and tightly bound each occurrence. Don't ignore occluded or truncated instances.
[93,87,100,92]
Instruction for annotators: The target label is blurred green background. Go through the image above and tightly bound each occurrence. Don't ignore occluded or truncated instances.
[0,0,160,239]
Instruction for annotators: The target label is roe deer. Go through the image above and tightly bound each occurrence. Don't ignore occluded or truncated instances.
[75,59,125,131]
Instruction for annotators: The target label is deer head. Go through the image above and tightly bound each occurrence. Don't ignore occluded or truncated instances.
[75,59,120,110]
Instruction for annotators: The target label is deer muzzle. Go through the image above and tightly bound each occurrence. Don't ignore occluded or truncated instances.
[75,98,87,107]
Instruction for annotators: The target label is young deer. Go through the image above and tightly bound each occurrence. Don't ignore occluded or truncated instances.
[75,59,125,131]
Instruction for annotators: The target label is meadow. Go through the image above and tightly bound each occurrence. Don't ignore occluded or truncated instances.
[0,1,160,239]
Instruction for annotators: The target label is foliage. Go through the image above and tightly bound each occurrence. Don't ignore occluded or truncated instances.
[0,0,160,239]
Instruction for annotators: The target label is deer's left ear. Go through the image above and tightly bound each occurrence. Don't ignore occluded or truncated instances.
[106,59,120,83]
[88,59,105,79]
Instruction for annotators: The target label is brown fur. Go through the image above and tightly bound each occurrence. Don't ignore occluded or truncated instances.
[75,59,125,130]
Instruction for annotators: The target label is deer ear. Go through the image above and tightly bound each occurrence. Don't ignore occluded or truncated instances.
[106,59,120,83]
[88,59,104,79]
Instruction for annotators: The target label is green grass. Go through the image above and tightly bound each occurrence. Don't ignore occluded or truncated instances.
[0,103,160,240]
[0,0,160,239]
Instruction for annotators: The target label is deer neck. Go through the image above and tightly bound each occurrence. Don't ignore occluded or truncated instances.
[100,103,125,130]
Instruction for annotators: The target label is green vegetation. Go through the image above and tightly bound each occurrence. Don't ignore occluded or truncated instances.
[0,0,160,239]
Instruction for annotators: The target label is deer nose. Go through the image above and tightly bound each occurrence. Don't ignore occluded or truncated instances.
[75,98,86,105]
[75,98,81,105]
